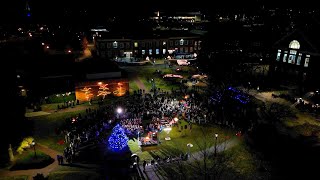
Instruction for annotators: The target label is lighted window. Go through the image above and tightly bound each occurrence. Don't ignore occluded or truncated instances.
[113,41,118,48]
[163,49,166,54]
[288,50,297,64]
[283,51,288,62]
[149,49,152,55]
[156,49,159,54]
[289,40,300,49]
[134,42,138,48]
[304,55,310,67]
[180,39,184,45]
[163,41,166,45]
[142,50,145,55]
[296,53,302,65]
[276,50,281,61]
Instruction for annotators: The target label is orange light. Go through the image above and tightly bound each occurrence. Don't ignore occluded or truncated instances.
[98,82,102,85]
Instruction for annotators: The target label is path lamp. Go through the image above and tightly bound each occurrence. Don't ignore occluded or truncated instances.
[31,140,37,159]
[187,143,193,157]
[214,133,218,156]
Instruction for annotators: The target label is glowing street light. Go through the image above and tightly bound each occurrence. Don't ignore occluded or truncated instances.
[214,133,218,156]
[163,127,172,140]
[46,45,49,49]
[174,117,179,123]
[187,143,193,157]
[31,140,37,159]
[116,107,123,114]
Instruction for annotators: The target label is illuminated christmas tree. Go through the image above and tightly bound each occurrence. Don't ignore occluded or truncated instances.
[108,124,129,152]
[97,83,111,99]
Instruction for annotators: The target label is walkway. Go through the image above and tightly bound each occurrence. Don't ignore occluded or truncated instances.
[140,138,239,180]
[0,144,61,180]
[133,76,147,92]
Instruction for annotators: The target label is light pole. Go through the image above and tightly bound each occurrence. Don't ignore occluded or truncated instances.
[31,140,37,159]
[187,143,193,157]
[214,133,218,157]
[116,107,123,119]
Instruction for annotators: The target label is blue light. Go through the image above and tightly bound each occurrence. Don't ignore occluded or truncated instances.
[27,13,31,17]
[108,124,129,152]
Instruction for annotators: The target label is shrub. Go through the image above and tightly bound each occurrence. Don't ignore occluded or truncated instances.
[17,137,34,154]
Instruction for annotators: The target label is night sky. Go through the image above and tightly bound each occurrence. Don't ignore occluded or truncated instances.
[0,0,318,23]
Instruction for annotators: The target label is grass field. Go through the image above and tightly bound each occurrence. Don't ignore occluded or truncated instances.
[129,120,235,161]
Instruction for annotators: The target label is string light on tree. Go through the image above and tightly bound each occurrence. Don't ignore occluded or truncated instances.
[97,82,111,99]
[80,87,93,101]
[108,124,129,152]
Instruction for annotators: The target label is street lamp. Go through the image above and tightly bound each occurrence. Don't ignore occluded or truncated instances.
[187,143,193,157]
[116,107,123,114]
[163,127,172,140]
[116,107,123,119]
[214,133,218,156]
[31,140,37,159]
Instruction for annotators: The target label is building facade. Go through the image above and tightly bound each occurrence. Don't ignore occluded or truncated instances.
[271,27,320,92]
[95,33,201,59]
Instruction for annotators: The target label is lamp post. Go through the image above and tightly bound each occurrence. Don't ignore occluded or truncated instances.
[163,127,172,140]
[214,133,218,157]
[31,140,37,159]
[187,143,193,157]
[116,107,123,119]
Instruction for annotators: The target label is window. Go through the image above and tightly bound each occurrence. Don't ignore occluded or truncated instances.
[156,49,159,54]
[126,42,130,48]
[170,41,173,46]
[276,49,281,61]
[296,53,302,65]
[113,41,118,48]
[107,43,111,48]
[134,42,138,48]
[142,42,145,47]
[149,49,152,55]
[190,47,193,52]
[288,50,297,64]
[142,50,145,55]
[184,40,188,45]
[120,43,124,48]
[180,39,184,45]
[283,51,288,62]
[175,40,179,46]
[304,55,310,67]
[163,41,166,45]
[163,49,166,54]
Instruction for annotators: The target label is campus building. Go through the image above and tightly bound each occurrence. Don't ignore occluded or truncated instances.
[270,23,320,92]
[94,31,202,60]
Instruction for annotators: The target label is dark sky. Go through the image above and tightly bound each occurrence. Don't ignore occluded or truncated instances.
[0,0,318,23]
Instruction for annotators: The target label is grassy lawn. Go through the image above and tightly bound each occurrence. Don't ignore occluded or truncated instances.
[41,103,61,111]
[128,79,139,94]
[225,140,258,178]
[0,176,29,180]
[30,109,92,153]
[154,138,260,179]
[10,150,53,170]
[48,171,102,180]
[129,120,235,161]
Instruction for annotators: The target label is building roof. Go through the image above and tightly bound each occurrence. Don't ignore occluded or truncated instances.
[272,22,320,54]
[97,30,201,41]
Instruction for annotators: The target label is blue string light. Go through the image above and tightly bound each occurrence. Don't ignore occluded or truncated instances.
[108,124,129,152]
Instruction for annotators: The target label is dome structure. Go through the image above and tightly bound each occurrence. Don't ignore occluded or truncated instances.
[289,40,300,49]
